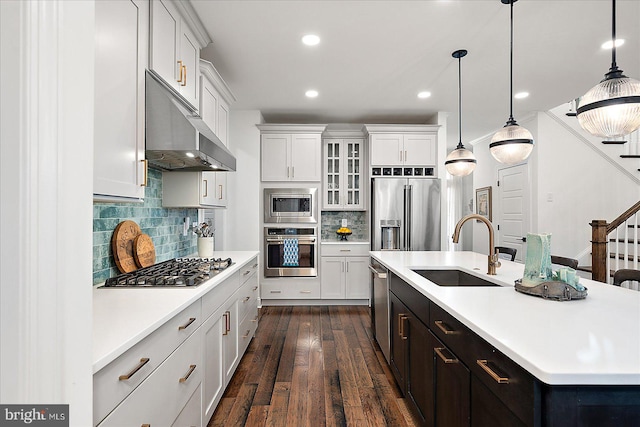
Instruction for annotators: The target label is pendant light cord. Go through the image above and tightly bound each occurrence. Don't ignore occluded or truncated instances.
[508,0,514,123]
[458,54,463,148]
[611,0,618,71]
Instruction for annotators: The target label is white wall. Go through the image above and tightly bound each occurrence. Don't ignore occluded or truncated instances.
[224,110,264,251]
[471,112,639,264]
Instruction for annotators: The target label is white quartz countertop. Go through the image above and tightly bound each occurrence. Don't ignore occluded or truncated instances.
[370,251,640,386]
[92,251,259,373]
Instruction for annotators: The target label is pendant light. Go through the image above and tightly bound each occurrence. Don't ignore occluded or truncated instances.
[490,0,534,165]
[576,0,640,138]
[445,49,477,176]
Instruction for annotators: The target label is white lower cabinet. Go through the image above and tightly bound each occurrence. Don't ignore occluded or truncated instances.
[94,256,259,427]
[98,328,202,426]
[172,384,202,427]
[320,243,370,300]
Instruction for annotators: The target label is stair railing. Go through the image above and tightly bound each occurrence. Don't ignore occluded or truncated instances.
[591,201,640,283]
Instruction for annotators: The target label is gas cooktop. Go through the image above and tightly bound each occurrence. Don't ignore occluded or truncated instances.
[100,257,234,288]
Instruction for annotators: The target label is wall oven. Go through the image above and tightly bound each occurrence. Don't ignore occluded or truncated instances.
[264,227,317,277]
[264,188,317,223]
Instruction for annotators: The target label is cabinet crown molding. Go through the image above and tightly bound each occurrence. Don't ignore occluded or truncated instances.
[257,124,328,134]
[199,59,236,104]
[363,124,440,134]
[172,0,211,47]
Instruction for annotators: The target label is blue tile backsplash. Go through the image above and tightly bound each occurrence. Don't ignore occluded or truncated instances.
[320,211,368,242]
[93,168,198,285]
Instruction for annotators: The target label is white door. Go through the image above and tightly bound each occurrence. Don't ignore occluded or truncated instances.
[150,0,179,90]
[320,257,346,299]
[403,134,436,166]
[261,134,290,181]
[179,23,200,108]
[290,134,321,181]
[202,311,224,423]
[345,257,370,299]
[497,164,530,262]
[370,134,403,166]
[200,76,219,133]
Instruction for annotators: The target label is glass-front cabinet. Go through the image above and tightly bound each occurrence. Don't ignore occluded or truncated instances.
[323,138,365,210]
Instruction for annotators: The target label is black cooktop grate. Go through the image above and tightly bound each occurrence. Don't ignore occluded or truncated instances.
[101,257,233,288]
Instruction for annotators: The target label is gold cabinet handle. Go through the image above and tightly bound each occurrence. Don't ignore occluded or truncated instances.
[252,286,258,292]
[203,179,208,197]
[142,424,150,427]
[434,320,459,335]
[243,296,251,303]
[222,312,229,336]
[181,65,187,87]
[218,184,223,200]
[178,317,196,331]
[177,60,183,83]
[243,270,251,276]
[252,263,258,269]
[179,364,196,383]
[477,360,510,384]
[435,347,459,364]
[119,358,150,381]
[140,159,148,187]
[300,290,312,294]
[398,313,408,339]
[242,329,251,339]
[251,315,259,322]
[270,290,281,294]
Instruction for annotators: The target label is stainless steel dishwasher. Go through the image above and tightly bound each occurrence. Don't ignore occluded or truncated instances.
[369,259,390,363]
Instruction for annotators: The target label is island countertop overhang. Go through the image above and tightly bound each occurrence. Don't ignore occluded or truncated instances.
[370,250,640,386]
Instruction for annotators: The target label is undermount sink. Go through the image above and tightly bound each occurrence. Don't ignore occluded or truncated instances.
[412,269,500,287]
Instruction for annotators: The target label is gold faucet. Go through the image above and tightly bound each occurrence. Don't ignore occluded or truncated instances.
[452,214,501,275]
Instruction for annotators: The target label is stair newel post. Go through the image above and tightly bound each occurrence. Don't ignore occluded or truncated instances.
[591,220,609,283]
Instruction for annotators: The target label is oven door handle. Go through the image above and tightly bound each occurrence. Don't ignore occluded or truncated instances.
[266,237,316,243]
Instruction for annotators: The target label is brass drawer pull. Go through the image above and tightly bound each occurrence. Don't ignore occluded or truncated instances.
[222,312,229,336]
[142,424,150,427]
[300,290,312,294]
[252,263,258,269]
[243,296,251,303]
[140,159,148,187]
[242,329,251,339]
[243,270,251,276]
[252,286,258,292]
[477,360,510,384]
[434,320,459,335]
[270,290,281,293]
[177,60,183,83]
[435,347,459,364]
[399,314,408,340]
[178,317,196,331]
[119,358,150,381]
[251,315,259,322]
[179,364,196,383]
[181,65,187,86]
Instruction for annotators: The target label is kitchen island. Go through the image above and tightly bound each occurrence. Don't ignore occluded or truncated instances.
[370,250,640,427]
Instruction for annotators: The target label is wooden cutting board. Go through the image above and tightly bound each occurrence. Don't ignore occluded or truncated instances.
[133,234,156,268]
[111,220,142,273]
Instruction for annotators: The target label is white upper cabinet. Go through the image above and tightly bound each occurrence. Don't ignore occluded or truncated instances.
[94,0,148,201]
[258,125,326,182]
[366,125,439,168]
[150,0,201,109]
[323,138,365,210]
[162,171,226,208]
[199,59,235,147]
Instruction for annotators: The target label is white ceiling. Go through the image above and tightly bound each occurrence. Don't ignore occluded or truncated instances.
[190,0,640,147]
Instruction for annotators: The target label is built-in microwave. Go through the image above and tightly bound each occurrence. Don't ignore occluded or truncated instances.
[263,188,317,223]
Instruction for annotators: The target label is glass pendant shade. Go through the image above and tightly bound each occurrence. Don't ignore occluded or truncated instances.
[445,145,476,176]
[489,123,534,165]
[576,75,640,138]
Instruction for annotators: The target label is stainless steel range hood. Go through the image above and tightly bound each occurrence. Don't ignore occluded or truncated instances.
[145,70,236,171]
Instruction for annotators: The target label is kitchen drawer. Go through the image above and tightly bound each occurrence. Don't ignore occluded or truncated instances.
[430,303,535,426]
[390,272,430,327]
[172,383,202,427]
[237,270,258,321]
[261,281,320,299]
[321,242,370,257]
[93,299,201,425]
[239,256,259,286]
[238,306,258,356]
[202,271,239,320]
[98,327,202,426]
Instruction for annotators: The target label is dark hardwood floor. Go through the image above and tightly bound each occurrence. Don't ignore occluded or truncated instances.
[207,305,419,427]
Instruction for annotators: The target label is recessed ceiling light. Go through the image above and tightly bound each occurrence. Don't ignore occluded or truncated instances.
[302,34,320,46]
[601,39,624,49]
[514,92,529,99]
[305,90,319,98]
[417,91,431,99]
